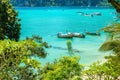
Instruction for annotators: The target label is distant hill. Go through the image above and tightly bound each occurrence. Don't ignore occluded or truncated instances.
[10,0,110,7]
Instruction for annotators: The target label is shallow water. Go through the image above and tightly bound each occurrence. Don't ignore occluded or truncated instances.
[18,7,116,66]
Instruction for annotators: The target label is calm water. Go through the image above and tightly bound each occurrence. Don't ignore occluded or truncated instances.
[18,7,116,66]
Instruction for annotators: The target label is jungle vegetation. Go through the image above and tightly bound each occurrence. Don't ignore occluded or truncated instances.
[0,1,84,79]
[0,35,50,79]
[1,0,120,80]
[83,22,120,80]
[0,0,21,41]
[10,0,109,7]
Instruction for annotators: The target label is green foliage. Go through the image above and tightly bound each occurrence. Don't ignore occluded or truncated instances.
[0,0,21,41]
[66,40,73,55]
[99,22,120,52]
[83,22,120,80]
[0,37,49,79]
[102,22,120,33]
[83,61,117,80]
[40,56,84,80]
[25,35,50,58]
[10,0,108,7]
[97,0,110,7]
[105,55,120,78]
[99,40,120,52]
[108,0,120,13]
[101,22,120,40]
[91,22,120,80]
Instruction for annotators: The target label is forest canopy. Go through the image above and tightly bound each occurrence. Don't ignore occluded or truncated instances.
[10,0,109,7]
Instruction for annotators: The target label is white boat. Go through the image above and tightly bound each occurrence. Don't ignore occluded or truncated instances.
[72,33,85,38]
[57,32,85,38]
[92,12,102,16]
[57,32,73,38]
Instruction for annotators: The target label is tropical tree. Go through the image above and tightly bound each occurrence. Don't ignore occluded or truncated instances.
[85,23,120,80]
[83,22,120,80]
[108,0,120,13]
[66,40,73,55]
[99,22,120,51]
[108,0,120,18]
[0,35,49,79]
[83,61,118,80]
[40,56,84,80]
[0,0,21,41]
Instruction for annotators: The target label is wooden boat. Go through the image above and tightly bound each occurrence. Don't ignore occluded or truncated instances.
[57,32,85,38]
[72,33,85,38]
[86,32,100,36]
[92,12,102,16]
[57,32,73,38]
[84,13,94,17]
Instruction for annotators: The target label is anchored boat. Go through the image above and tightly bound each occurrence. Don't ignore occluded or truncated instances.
[57,32,85,38]
[86,32,100,36]
[57,32,73,38]
[72,33,85,38]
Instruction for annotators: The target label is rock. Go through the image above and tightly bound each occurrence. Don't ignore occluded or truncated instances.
[74,49,80,53]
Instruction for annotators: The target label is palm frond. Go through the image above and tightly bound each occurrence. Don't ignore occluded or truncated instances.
[99,40,120,52]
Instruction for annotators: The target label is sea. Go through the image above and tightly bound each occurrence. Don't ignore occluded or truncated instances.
[17,7,117,66]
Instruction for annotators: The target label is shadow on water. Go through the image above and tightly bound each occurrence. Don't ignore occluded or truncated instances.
[52,46,83,53]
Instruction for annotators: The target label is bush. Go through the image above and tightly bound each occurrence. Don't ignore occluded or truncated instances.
[40,56,84,80]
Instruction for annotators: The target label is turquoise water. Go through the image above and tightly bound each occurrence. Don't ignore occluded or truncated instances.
[18,7,116,66]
